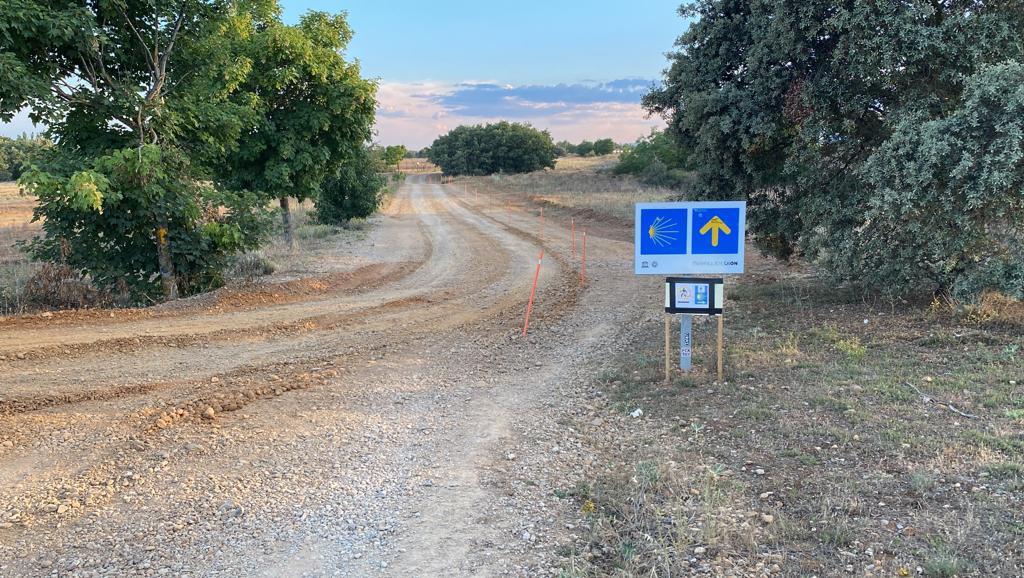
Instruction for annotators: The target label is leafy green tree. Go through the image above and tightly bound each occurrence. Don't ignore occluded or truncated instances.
[592,138,615,155]
[316,145,385,225]
[554,140,576,156]
[646,0,1024,298]
[575,141,595,156]
[428,122,556,176]
[219,10,377,250]
[383,145,407,169]
[3,0,272,302]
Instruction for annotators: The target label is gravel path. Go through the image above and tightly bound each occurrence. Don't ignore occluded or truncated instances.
[0,175,656,577]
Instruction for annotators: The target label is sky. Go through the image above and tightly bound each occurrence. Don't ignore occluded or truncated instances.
[1,1,689,149]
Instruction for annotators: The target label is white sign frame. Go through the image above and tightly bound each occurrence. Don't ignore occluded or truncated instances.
[635,201,747,275]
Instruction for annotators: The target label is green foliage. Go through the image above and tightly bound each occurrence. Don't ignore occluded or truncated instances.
[315,146,384,225]
[0,135,51,181]
[219,10,378,205]
[856,63,1024,298]
[20,146,270,302]
[554,140,576,156]
[646,1,1024,299]
[383,145,407,169]
[575,140,595,156]
[592,138,615,155]
[614,130,691,188]
[427,122,557,176]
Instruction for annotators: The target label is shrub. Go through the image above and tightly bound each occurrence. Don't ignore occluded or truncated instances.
[21,263,111,310]
[592,138,615,155]
[615,130,691,189]
[228,252,277,281]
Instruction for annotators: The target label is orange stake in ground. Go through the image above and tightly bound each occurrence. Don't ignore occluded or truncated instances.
[571,218,576,257]
[580,230,587,285]
[522,250,544,336]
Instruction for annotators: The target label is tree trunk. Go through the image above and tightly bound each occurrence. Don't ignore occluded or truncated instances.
[280,196,294,251]
[155,225,179,301]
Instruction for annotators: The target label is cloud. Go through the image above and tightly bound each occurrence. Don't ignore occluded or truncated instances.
[374,79,664,149]
[434,79,654,117]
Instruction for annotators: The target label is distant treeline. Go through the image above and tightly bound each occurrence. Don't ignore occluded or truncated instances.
[554,139,616,157]
[0,135,51,181]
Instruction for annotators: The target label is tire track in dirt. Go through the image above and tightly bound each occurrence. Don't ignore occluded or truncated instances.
[0,177,552,414]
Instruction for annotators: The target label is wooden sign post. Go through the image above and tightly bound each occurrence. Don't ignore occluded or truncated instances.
[636,201,745,384]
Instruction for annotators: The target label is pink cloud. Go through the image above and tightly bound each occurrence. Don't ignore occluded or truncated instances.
[373,81,665,149]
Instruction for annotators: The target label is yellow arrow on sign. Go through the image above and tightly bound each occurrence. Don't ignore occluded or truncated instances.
[699,215,731,247]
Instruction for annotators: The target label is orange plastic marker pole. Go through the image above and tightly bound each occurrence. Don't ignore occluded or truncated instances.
[522,250,544,336]
[580,230,587,285]
[571,218,576,257]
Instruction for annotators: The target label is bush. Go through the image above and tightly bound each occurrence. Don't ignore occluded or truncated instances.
[315,146,384,225]
[228,252,277,281]
[615,130,691,188]
[427,121,557,176]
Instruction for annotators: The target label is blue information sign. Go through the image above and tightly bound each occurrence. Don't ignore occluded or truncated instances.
[635,201,746,275]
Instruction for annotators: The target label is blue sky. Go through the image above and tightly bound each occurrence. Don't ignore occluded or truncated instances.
[2,2,689,148]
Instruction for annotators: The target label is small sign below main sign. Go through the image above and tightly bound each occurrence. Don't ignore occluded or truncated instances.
[664,277,724,315]
[635,201,746,275]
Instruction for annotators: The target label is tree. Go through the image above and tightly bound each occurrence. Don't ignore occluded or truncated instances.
[427,122,557,176]
[592,138,615,155]
[383,145,407,169]
[3,0,272,302]
[646,0,1024,299]
[554,140,576,156]
[219,10,377,250]
[576,140,595,156]
[316,145,385,225]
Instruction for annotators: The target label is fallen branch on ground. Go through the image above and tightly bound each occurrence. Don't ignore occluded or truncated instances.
[904,381,979,420]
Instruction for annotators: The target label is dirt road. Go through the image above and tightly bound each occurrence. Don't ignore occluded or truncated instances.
[0,174,653,576]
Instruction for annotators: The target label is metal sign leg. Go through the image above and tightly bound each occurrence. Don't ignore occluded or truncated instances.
[679,314,692,371]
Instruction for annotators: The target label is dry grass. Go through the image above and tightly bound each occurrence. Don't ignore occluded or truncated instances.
[399,157,438,173]
[468,165,1024,576]
[462,157,677,224]
[567,276,1023,575]
[0,181,42,315]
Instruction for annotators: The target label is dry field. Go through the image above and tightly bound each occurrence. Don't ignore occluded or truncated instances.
[482,155,676,224]
[0,182,40,315]
[398,157,438,173]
